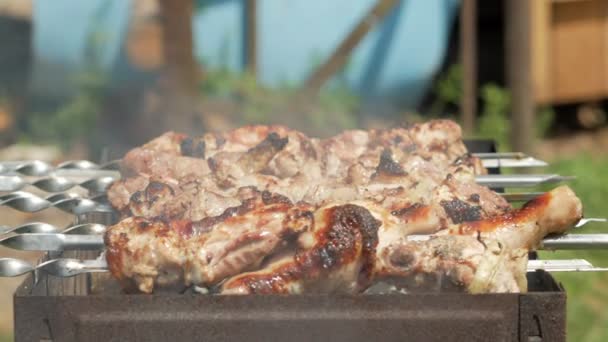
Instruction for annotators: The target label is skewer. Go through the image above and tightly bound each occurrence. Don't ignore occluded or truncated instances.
[575,218,607,228]
[475,174,575,188]
[473,152,530,159]
[0,222,106,235]
[0,258,107,277]
[0,174,574,200]
[0,160,119,176]
[0,154,545,181]
[0,191,112,215]
[540,234,608,250]
[2,257,605,278]
[0,175,117,192]
[3,227,607,251]
[480,157,547,169]
[0,233,104,251]
[527,259,608,272]
[405,231,608,248]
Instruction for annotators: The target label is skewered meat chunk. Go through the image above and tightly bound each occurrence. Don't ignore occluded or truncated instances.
[441,185,582,249]
[105,191,315,293]
[108,120,486,216]
[103,183,581,294]
[373,186,581,294]
[375,236,528,294]
[220,204,382,294]
[109,142,501,225]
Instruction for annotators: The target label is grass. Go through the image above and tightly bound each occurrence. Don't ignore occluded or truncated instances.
[0,333,11,342]
[538,154,608,342]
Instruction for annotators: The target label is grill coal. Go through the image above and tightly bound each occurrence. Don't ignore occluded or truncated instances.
[11,140,567,342]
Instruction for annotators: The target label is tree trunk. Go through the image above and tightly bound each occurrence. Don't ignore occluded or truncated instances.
[157,0,203,134]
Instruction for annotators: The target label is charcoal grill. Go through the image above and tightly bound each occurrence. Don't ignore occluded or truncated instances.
[2,140,603,342]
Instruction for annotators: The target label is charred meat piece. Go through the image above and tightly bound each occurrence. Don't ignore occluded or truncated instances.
[105,195,314,293]
[220,204,381,294]
[442,185,583,249]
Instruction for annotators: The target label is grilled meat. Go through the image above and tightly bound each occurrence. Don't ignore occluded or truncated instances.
[105,192,314,293]
[221,204,381,294]
[108,120,486,217]
[105,185,581,294]
[375,236,529,294]
[103,120,583,295]
[441,185,582,249]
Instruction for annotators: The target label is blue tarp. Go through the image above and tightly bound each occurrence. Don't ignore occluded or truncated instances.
[29,0,459,108]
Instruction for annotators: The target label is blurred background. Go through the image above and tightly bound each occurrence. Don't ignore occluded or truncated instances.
[0,0,608,341]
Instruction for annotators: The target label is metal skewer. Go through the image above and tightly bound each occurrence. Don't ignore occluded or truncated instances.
[0,258,108,277]
[0,175,117,192]
[480,157,547,169]
[0,191,112,215]
[527,259,608,272]
[475,174,575,188]
[0,233,104,251]
[0,222,107,235]
[0,160,120,176]
[2,257,605,278]
[540,234,608,250]
[3,227,607,252]
[473,152,530,159]
[575,218,608,227]
[0,154,544,178]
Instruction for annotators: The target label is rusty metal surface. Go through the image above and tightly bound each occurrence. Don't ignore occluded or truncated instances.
[13,271,566,342]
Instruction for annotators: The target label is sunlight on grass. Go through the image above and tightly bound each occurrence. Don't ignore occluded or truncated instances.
[538,154,608,342]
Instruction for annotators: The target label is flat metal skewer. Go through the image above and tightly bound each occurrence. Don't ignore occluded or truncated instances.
[473,152,530,159]
[475,174,575,188]
[0,222,107,235]
[540,234,608,250]
[527,259,608,272]
[2,257,605,277]
[481,157,547,169]
[0,160,119,176]
[0,154,542,177]
[0,175,117,192]
[0,233,104,251]
[0,191,112,215]
[0,258,108,277]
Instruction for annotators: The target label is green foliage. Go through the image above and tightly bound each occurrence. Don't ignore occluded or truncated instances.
[0,333,12,342]
[200,68,359,134]
[17,0,110,150]
[477,83,511,149]
[430,64,462,116]
[21,68,108,150]
[430,63,556,151]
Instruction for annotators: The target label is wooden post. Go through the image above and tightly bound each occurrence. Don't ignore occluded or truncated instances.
[303,0,399,94]
[157,0,202,134]
[460,0,477,136]
[158,0,199,93]
[506,0,535,153]
[246,0,257,76]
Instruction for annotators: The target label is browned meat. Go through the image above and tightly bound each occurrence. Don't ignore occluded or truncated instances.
[109,120,486,216]
[441,185,583,249]
[220,204,381,294]
[105,193,314,293]
[104,120,583,295]
[375,236,528,293]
